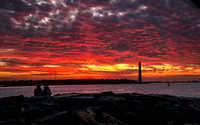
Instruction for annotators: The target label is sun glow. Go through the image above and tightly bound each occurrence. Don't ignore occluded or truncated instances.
[84,64,135,72]
[43,65,61,68]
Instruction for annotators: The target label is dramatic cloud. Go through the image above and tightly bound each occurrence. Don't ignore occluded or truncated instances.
[0,0,200,81]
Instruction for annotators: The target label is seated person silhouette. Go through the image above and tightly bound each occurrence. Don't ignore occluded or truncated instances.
[42,85,52,96]
[34,84,43,96]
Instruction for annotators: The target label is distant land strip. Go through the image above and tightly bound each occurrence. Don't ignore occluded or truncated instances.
[0,79,199,87]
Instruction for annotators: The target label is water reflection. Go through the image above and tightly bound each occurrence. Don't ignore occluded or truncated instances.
[0,83,200,98]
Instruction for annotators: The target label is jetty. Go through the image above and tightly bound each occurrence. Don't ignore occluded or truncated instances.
[0,91,200,124]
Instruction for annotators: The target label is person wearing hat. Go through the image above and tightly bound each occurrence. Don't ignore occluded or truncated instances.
[42,85,52,96]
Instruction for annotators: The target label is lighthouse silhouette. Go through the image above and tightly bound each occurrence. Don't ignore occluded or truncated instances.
[138,61,142,83]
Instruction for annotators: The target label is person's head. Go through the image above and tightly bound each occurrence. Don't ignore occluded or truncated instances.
[44,85,49,89]
[37,84,41,88]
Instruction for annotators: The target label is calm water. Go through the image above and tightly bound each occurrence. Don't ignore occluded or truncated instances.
[0,83,200,98]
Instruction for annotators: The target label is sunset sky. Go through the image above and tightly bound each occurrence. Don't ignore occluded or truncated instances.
[0,0,200,81]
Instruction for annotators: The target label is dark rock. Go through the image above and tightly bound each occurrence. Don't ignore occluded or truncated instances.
[87,106,103,113]
[147,94,182,105]
[52,93,80,101]
[53,94,61,96]
[57,96,96,111]
[19,97,60,123]
[100,91,115,95]
[97,96,113,102]
[112,96,126,101]
[188,99,200,112]
[0,105,21,119]
[0,92,200,124]
[0,95,25,107]
[0,119,18,125]
[74,109,98,124]
[33,111,69,125]
[102,112,125,125]
[28,96,50,104]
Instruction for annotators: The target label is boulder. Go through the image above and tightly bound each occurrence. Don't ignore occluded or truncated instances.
[100,91,115,95]
[74,109,98,124]
[0,91,200,124]
[33,111,69,125]
[102,112,125,125]
[0,119,18,125]
[97,96,113,102]
[112,96,126,101]
[20,97,60,123]
[52,93,81,100]
[0,95,25,107]
[188,99,200,112]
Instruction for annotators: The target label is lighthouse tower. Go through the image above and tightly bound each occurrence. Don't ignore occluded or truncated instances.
[138,61,142,83]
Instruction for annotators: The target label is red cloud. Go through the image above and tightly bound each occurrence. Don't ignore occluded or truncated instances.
[0,0,200,81]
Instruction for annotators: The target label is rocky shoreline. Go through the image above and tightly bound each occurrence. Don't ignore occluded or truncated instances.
[0,91,200,125]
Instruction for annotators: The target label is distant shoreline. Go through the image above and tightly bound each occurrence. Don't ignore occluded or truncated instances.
[0,79,199,87]
[0,83,150,87]
[0,79,149,87]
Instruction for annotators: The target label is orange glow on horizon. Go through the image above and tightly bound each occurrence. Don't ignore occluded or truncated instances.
[1,62,199,81]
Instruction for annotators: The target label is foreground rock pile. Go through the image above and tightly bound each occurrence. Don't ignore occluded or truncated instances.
[0,91,200,125]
